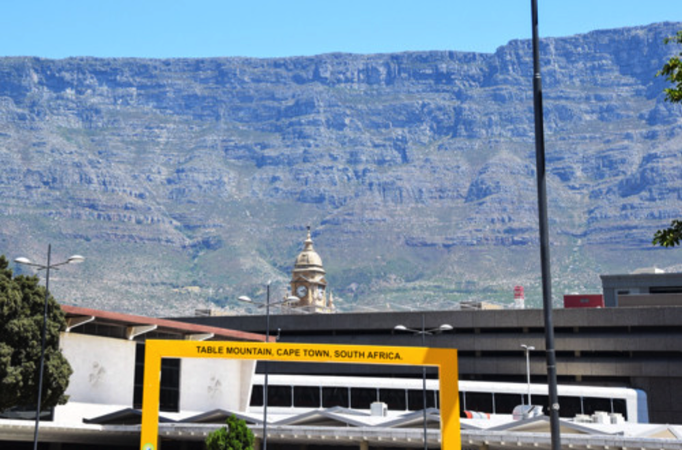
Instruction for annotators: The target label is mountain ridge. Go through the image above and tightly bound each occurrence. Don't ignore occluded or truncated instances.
[1,22,681,315]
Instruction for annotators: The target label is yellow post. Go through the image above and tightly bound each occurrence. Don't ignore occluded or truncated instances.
[139,341,460,450]
[140,342,162,450]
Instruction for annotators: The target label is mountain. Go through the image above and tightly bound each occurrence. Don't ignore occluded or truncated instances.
[1,22,681,316]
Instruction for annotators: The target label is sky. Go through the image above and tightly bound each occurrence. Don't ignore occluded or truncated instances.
[1,1,681,59]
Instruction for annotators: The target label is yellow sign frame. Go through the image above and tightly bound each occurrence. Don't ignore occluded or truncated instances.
[140,340,460,450]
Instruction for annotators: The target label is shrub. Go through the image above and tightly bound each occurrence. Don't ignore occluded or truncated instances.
[205,414,255,450]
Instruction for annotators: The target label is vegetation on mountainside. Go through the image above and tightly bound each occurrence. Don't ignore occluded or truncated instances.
[205,414,255,450]
[653,31,682,247]
[2,24,682,314]
[0,256,72,412]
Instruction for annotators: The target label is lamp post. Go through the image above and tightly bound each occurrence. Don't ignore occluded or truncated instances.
[394,315,452,450]
[521,344,535,406]
[530,1,560,449]
[238,287,297,450]
[15,244,84,450]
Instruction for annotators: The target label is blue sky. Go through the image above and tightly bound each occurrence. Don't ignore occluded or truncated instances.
[1,1,681,59]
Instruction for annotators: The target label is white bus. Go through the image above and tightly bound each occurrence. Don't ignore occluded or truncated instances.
[249,374,648,423]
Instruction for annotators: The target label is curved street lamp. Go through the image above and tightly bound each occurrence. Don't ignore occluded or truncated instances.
[238,285,297,450]
[15,244,84,450]
[394,315,452,450]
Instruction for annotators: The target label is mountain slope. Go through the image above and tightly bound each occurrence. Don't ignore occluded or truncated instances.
[1,22,681,315]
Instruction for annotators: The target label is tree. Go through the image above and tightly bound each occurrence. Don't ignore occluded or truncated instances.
[205,414,255,450]
[658,31,682,103]
[0,255,73,412]
[653,31,682,247]
[653,219,682,247]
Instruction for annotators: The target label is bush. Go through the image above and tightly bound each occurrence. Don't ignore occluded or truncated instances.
[205,414,255,450]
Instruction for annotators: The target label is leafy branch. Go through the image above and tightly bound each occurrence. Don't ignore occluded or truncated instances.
[657,31,682,103]
[653,31,682,247]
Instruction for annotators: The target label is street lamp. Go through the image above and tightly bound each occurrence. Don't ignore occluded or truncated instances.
[15,244,84,450]
[521,344,535,406]
[238,286,297,450]
[394,315,453,450]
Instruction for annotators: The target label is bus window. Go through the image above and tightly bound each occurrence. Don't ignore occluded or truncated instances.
[583,397,613,416]
[408,389,437,410]
[351,387,378,409]
[250,385,263,406]
[464,392,493,413]
[294,386,320,408]
[612,398,627,419]
[268,385,292,407]
[533,395,549,412]
[323,386,349,408]
[494,393,524,414]
[380,388,407,410]
[558,396,582,418]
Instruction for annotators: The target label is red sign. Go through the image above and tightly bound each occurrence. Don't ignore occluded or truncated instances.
[563,294,604,308]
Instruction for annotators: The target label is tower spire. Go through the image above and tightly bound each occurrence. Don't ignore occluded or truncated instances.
[304,225,314,251]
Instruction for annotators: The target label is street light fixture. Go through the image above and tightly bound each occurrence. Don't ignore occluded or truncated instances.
[521,344,535,406]
[238,286,297,450]
[15,244,84,450]
[394,315,452,450]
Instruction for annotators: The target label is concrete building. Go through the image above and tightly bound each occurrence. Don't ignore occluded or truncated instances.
[4,303,682,449]
[601,272,682,307]
[178,306,682,425]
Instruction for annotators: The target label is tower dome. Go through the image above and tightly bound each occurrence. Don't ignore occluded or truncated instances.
[293,227,325,275]
[289,226,333,313]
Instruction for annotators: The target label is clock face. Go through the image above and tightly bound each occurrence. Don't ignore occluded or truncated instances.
[296,285,308,297]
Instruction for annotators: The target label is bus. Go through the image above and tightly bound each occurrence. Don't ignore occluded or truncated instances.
[249,374,648,423]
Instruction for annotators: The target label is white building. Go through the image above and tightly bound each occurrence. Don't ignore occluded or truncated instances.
[0,305,266,449]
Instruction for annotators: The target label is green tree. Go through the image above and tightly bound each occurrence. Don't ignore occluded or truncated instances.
[0,255,73,412]
[205,414,255,450]
[653,31,682,247]
[658,31,682,103]
[653,219,682,247]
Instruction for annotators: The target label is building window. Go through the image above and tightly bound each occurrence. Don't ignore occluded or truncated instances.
[133,343,181,412]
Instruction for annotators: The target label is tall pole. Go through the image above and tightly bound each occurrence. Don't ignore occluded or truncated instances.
[394,320,451,450]
[33,244,51,450]
[530,1,561,449]
[421,314,428,450]
[263,282,270,450]
[15,248,83,450]
[526,349,531,405]
[522,345,534,406]
[237,288,298,450]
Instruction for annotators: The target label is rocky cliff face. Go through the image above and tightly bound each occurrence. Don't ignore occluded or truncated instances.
[1,23,681,315]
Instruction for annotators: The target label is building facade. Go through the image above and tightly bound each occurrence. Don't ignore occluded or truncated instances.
[0,305,265,449]
[179,306,682,424]
[601,272,682,307]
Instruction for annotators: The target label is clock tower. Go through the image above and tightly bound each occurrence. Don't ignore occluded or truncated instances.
[290,226,334,313]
